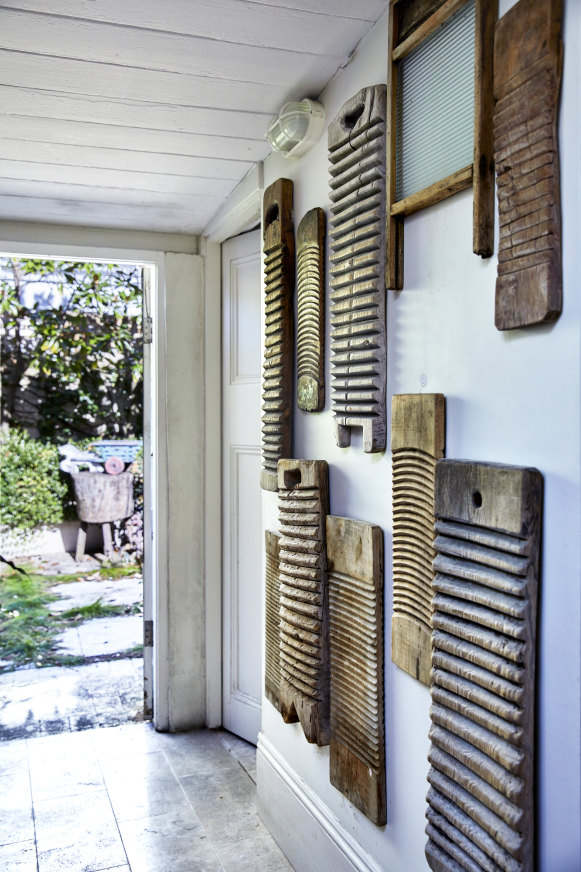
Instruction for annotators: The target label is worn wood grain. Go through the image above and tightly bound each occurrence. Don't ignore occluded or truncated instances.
[391,394,445,686]
[261,179,294,492]
[328,85,387,453]
[493,0,563,330]
[296,208,326,412]
[278,460,329,745]
[327,515,385,825]
[426,459,542,872]
[390,167,473,217]
[395,0,450,45]
[265,530,282,712]
[473,0,497,257]
[392,0,467,61]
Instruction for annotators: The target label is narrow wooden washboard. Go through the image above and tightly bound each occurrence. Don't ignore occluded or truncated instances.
[297,207,326,412]
[327,515,386,825]
[494,0,563,330]
[328,85,387,453]
[264,530,282,712]
[278,459,329,745]
[261,179,294,491]
[426,460,543,872]
[391,393,445,686]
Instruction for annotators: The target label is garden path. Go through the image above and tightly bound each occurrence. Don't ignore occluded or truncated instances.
[0,553,144,741]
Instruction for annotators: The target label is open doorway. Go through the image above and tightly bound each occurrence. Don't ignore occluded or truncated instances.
[0,253,155,738]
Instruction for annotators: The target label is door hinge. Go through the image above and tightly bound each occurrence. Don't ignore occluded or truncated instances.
[143,316,153,344]
[144,620,154,647]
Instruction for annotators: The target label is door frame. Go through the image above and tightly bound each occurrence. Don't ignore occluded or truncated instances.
[202,160,264,728]
[0,233,167,726]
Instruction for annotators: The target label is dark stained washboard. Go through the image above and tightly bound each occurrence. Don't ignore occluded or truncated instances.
[328,85,387,453]
[261,179,294,491]
[278,459,329,745]
[494,0,563,330]
[327,515,386,825]
[426,460,543,872]
[297,207,326,412]
[265,530,282,712]
[391,393,445,686]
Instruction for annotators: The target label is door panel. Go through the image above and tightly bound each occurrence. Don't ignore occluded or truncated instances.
[222,230,262,744]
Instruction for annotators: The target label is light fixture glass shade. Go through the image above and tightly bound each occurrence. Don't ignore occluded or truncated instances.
[265,99,325,158]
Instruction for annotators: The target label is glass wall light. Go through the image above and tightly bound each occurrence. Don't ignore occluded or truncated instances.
[265,99,325,158]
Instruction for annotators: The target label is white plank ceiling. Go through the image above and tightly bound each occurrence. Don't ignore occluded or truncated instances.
[0,0,388,235]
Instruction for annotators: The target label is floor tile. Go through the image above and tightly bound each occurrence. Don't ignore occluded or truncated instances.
[216,730,257,782]
[37,838,128,872]
[0,737,29,775]
[29,749,104,801]
[34,789,123,856]
[118,808,222,872]
[215,833,294,872]
[93,722,161,760]
[180,765,257,814]
[161,730,237,778]
[97,868,131,871]
[0,775,34,846]
[0,839,37,871]
[101,750,192,822]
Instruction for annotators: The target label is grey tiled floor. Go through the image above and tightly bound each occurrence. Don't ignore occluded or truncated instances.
[0,724,294,872]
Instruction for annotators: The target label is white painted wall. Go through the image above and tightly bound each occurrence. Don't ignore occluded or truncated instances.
[257,3,581,870]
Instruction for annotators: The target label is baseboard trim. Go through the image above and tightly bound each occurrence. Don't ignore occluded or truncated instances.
[257,733,385,872]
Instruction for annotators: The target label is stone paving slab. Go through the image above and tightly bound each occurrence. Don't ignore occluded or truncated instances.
[1,553,145,741]
[57,616,143,658]
[0,659,144,741]
[48,576,142,612]
[7,551,103,575]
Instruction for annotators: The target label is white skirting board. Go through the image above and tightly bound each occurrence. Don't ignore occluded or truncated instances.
[257,734,385,872]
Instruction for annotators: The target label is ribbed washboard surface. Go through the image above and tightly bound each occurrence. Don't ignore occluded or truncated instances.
[328,85,387,453]
[493,0,562,330]
[261,178,294,491]
[391,394,445,687]
[426,461,542,872]
[327,515,386,825]
[265,530,282,712]
[278,459,329,746]
[297,207,326,412]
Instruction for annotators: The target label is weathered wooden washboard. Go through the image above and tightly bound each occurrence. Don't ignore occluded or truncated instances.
[264,530,282,712]
[426,460,542,872]
[494,0,563,330]
[297,207,326,412]
[328,85,387,453]
[327,515,386,825]
[261,179,294,491]
[278,459,329,745]
[391,393,445,686]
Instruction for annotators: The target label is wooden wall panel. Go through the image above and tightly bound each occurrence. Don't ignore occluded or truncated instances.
[327,515,386,825]
[278,459,330,745]
[426,460,543,872]
[494,0,563,330]
[391,393,445,686]
[297,207,326,412]
[265,530,282,712]
[261,179,294,491]
[328,85,387,453]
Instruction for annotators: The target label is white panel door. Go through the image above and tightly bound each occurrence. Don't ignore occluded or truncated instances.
[222,230,262,744]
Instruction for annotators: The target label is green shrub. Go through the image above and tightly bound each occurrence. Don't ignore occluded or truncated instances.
[0,429,66,530]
